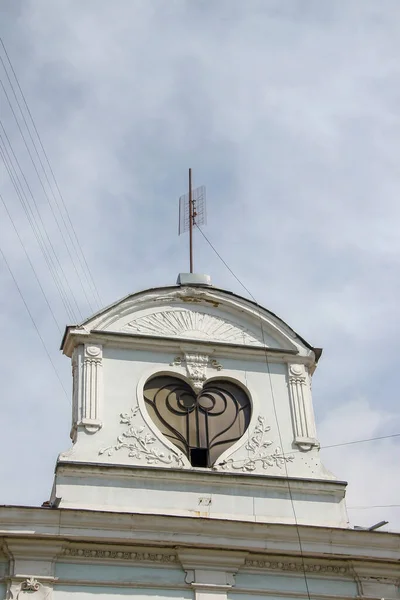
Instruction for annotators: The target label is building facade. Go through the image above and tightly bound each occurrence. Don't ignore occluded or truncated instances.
[1,274,399,599]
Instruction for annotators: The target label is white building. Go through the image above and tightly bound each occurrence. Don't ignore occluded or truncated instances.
[1,273,399,599]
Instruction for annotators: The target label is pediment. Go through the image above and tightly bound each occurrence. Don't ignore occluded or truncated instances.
[64,285,316,357]
[121,308,264,346]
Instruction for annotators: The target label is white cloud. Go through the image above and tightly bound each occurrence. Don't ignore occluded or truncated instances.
[0,0,399,531]
[318,399,400,531]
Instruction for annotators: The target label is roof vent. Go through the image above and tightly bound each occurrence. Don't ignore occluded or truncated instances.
[177,273,211,286]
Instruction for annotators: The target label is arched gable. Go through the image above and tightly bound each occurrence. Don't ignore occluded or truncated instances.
[62,284,320,362]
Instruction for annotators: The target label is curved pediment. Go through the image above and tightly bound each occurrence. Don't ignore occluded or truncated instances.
[62,284,318,358]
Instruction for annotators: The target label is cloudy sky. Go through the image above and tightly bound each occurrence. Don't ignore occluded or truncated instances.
[1,1,399,532]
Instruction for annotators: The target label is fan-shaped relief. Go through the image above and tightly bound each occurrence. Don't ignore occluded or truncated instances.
[143,375,251,468]
[122,309,265,346]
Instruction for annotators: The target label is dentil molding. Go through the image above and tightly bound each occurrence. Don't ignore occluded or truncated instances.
[63,547,178,564]
[245,558,349,574]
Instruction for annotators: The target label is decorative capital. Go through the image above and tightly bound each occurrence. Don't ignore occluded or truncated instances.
[288,363,307,384]
[21,577,40,592]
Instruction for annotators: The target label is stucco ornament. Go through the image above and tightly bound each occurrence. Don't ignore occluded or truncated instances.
[21,578,40,592]
[170,353,224,390]
[217,416,294,472]
[122,309,263,346]
[99,406,184,467]
[184,353,209,390]
[10,578,50,599]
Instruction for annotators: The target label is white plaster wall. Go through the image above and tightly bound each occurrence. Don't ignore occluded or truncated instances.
[65,346,330,481]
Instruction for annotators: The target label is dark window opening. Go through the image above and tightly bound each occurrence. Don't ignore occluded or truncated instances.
[144,375,251,467]
[190,448,209,468]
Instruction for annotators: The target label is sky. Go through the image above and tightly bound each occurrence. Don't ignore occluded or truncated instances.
[0,0,399,532]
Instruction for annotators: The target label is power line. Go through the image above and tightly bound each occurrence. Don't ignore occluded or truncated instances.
[0,133,78,322]
[196,225,400,455]
[195,225,312,599]
[0,191,62,334]
[196,225,400,599]
[0,242,69,403]
[0,37,102,310]
[196,225,255,300]
[0,80,84,320]
[348,505,400,509]
[320,433,400,450]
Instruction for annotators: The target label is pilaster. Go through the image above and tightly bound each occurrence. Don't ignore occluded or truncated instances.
[71,344,103,437]
[288,363,319,450]
[3,540,63,599]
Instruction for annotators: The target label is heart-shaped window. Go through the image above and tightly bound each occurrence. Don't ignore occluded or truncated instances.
[143,375,251,467]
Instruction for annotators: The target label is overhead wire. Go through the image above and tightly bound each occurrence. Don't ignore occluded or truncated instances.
[347,504,400,510]
[0,131,77,322]
[0,80,84,321]
[196,227,400,452]
[0,242,70,403]
[196,224,312,599]
[0,42,99,314]
[0,37,102,309]
[0,191,62,334]
[195,226,400,595]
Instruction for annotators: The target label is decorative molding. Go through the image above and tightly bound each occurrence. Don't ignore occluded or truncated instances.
[11,577,49,599]
[63,547,178,563]
[169,356,182,367]
[169,353,224,390]
[122,309,263,346]
[21,577,41,591]
[99,406,184,467]
[210,358,223,371]
[184,352,209,390]
[78,344,103,433]
[245,558,349,574]
[217,416,294,472]
[288,364,319,451]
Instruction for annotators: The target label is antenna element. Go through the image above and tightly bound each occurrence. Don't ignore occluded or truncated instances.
[178,169,206,273]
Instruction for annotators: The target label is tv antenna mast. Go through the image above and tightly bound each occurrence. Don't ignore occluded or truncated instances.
[179,168,206,273]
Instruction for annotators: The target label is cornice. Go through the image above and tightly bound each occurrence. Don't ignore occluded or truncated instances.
[62,329,301,363]
[54,461,347,494]
[1,506,399,565]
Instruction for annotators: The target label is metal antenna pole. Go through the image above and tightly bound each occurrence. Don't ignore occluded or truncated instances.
[189,168,193,273]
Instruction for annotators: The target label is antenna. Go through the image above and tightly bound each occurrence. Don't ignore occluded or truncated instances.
[178,169,206,273]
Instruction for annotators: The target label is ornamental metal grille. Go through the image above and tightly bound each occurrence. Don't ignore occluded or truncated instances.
[143,376,251,467]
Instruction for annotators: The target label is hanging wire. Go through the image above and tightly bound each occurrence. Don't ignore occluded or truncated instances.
[0,37,102,308]
[0,82,84,320]
[196,225,312,598]
[0,243,70,404]
[0,134,77,322]
[0,192,62,334]
[0,48,99,313]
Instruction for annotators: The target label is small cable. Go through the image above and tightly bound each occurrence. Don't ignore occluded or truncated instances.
[0,38,102,309]
[0,243,70,403]
[347,504,400,509]
[197,224,312,599]
[0,191,62,334]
